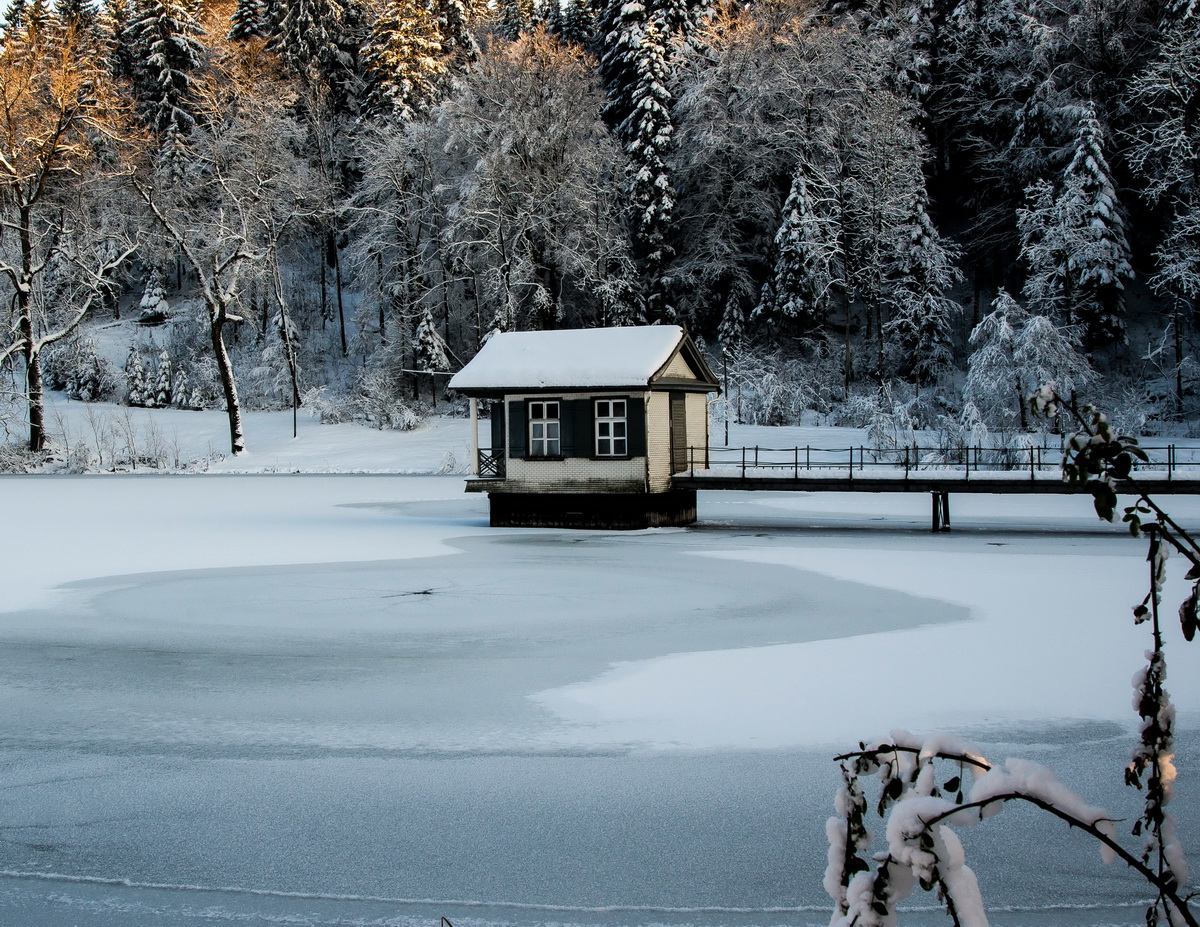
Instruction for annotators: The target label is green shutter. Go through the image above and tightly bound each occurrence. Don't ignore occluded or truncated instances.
[573,400,594,457]
[507,400,526,458]
[626,396,646,457]
[489,402,505,452]
[559,400,576,457]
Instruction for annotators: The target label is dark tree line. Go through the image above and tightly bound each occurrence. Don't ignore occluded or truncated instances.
[2,0,1198,453]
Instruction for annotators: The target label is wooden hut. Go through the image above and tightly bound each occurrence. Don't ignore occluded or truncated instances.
[449,326,720,528]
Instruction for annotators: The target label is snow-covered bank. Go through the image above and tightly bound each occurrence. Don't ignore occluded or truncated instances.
[36,391,476,473]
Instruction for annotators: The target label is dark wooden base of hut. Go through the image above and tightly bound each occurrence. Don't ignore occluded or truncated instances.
[489,490,697,529]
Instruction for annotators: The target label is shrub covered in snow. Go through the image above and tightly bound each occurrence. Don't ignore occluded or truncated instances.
[43,336,119,403]
[303,369,424,431]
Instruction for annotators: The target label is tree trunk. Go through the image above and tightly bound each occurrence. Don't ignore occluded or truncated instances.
[210,311,245,455]
[874,298,884,383]
[23,336,45,453]
[18,209,44,452]
[842,287,852,396]
[334,246,347,357]
[320,235,328,331]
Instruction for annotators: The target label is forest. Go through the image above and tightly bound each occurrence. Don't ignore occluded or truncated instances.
[0,0,1197,457]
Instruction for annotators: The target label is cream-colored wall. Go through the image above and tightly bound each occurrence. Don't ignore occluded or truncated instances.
[660,352,696,379]
[686,392,710,469]
[503,456,645,493]
[645,390,714,487]
[646,391,672,492]
[501,391,649,494]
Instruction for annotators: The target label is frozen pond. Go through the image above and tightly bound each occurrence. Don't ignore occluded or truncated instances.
[1,476,1197,926]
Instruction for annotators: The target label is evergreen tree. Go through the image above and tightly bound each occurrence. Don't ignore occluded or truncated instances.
[755,168,836,336]
[414,304,450,373]
[173,367,190,408]
[497,0,535,38]
[128,0,205,139]
[104,0,136,81]
[228,0,268,40]
[963,289,1023,428]
[596,0,645,129]
[717,295,744,354]
[1012,312,1092,401]
[620,14,676,322]
[965,289,1091,428]
[1018,110,1131,350]
[1062,109,1131,347]
[270,0,363,110]
[57,0,97,34]
[29,0,50,32]
[154,348,173,407]
[362,0,445,118]
[125,345,146,406]
[884,191,962,384]
[432,0,476,65]
[555,0,593,46]
[4,0,28,38]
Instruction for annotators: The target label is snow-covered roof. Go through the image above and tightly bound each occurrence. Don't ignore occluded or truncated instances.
[450,326,703,393]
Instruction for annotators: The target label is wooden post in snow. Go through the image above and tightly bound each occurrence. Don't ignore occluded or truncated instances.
[469,398,479,475]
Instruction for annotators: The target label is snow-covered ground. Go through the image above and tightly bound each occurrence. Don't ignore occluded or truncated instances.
[2,398,1199,926]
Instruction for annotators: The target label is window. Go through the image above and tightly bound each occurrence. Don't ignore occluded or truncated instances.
[528,401,560,456]
[594,399,627,457]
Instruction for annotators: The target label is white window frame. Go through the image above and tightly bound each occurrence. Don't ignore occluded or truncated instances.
[594,398,628,457]
[528,400,561,457]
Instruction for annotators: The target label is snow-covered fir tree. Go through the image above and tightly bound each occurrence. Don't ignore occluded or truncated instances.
[884,190,961,384]
[1018,110,1132,351]
[620,14,676,322]
[963,289,1023,428]
[497,0,536,39]
[361,0,445,119]
[125,344,147,406]
[270,0,363,109]
[58,0,98,34]
[965,289,1091,429]
[1062,109,1131,347]
[228,0,268,40]
[432,0,476,65]
[104,0,137,80]
[154,348,173,407]
[172,366,191,408]
[554,0,593,46]
[414,304,450,374]
[717,296,744,355]
[127,0,205,139]
[755,168,836,337]
[596,0,645,129]
[3,0,27,37]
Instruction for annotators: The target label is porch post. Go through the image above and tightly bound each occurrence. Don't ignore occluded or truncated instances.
[469,397,479,475]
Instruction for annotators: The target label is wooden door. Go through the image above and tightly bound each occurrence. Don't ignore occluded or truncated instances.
[669,392,687,473]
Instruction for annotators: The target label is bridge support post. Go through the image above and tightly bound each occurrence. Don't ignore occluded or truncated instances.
[931,491,951,532]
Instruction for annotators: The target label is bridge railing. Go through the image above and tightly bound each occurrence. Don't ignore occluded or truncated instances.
[684,444,1200,481]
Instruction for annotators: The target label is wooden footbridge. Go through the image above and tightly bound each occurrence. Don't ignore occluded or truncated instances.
[672,443,1200,531]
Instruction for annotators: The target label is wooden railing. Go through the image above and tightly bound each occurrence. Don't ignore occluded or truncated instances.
[477,447,505,478]
[685,443,1200,481]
